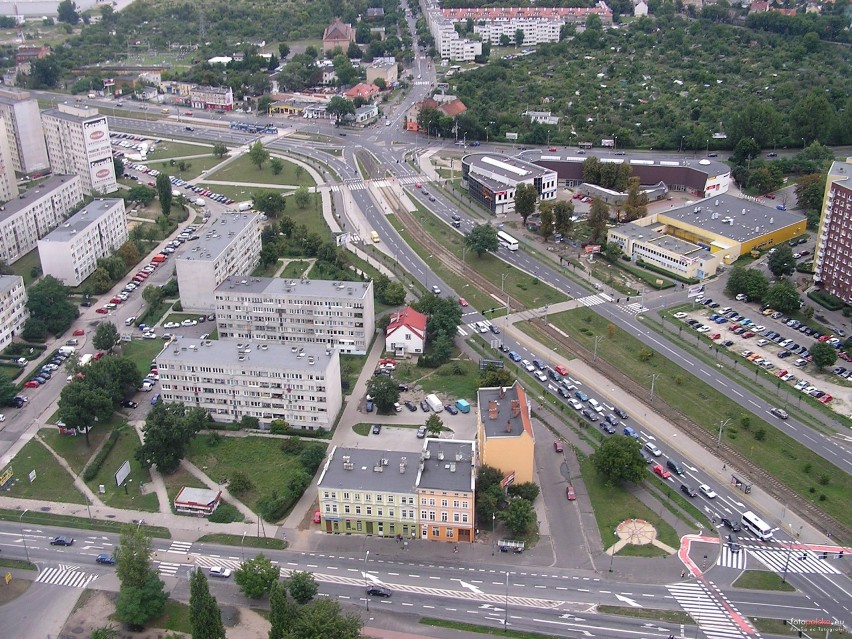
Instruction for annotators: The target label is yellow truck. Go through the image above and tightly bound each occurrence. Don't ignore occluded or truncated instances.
[370,231,380,243]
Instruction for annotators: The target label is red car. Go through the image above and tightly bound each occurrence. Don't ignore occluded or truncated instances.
[95,307,109,314]
[652,464,671,479]
[553,440,564,453]
[110,297,122,304]
[548,146,557,152]
[379,358,397,366]
[764,193,776,199]
[709,333,721,340]
[554,365,570,376]
[73,329,85,336]
[93,352,105,361]
[566,486,576,501]
[458,297,469,307]
[24,380,40,388]
[312,510,322,524]
[573,193,583,199]
[818,394,833,404]
[136,272,149,279]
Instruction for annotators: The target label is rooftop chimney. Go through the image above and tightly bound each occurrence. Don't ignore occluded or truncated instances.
[488,400,499,420]
[511,399,521,418]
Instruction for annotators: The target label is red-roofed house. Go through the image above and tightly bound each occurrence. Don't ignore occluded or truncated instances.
[322,18,355,53]
[385,306,427,356]
[405,97,468,132]
[344,83,380,101]
[749,1,770,12]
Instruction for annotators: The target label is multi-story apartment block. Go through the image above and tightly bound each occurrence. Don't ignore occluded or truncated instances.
[215,277,375,355]
[317,446,420,538]
[0,275,28,350]
[0,87,49,174]
[174,213,262,312]
[416,440,477,543]
[477,382,535,485]
[156,339,341,430]
[0,121,18,202]
[189,85,235,111]
[426,11,482,62]
[814,159,852,303]
[41,103,117,195]
[475,19,563,46]
[37,199,128,286]
[0,174,83,265]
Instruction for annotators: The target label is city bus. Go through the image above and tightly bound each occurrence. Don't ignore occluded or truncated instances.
[741,510,773,541]
[497,230,519,251]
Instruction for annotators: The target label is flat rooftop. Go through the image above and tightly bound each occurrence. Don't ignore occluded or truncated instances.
[660,193,805,242]
[39,199,123,242]
[43,103,103,122]
[174,486,220,505]
[0,274,22,294]
[175,212,258,264]
[646,233,706,257]
[477,383,532,440]
[216,275,372,300]
[463,152,555,184]
[525,150,730,177]
[319,447,418,494]
[0,175,78,223]
[156,337,335,369]
[417,440,475,493]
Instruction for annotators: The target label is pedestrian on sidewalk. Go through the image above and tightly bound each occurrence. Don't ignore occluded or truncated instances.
[453,544,458,553]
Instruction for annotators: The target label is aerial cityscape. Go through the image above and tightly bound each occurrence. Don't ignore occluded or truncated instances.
[0,0,849,638]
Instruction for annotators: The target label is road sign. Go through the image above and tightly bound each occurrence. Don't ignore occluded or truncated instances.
[687,284,705,298]
[505,132,518,140]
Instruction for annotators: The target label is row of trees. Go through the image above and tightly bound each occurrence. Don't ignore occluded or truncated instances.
[21,276,78,341]
[475,465,539,537]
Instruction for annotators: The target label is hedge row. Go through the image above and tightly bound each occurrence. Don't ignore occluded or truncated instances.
[82,428,122,482]
[808,289,845,311]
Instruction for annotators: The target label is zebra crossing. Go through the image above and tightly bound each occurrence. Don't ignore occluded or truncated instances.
[157,561,184,577]
[667,581,752,639]
[749,547,841,575]
[330,176,423,192]
[622,302,648,315]
[36,566,98,589]
[575,294,609,307]
[716,546,747,570]
[167,540,193,555]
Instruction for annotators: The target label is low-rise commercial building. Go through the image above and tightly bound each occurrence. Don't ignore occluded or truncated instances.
[174,487,222,516]
[477,383,534,485]
[0,87,49,174]
[189,85,235,111]
[175,212,262,312]
[814,159,852,303]
[156,339,341,430]
[366,58,398,86]
[0,175,84,265]
[215,276,375,355]
[0,275,28,350]
[461,153,557,215]
[37,198,128,286]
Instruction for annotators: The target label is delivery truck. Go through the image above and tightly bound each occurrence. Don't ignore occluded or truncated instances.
[425,394,443,413]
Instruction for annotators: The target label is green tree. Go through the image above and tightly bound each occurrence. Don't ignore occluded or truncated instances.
[258,96,273,114]
[366,375,400,414]
[135,403,206,474]
[90,626,120,639]
[113,157,125,179]
[235,553,280,599]
[287,570,319,604]
[269,158,284,175]
[211,142,228,159]
[57,0,80,24]
[480,367,515,388]
[142,284,165,308]
[268,581,299,639]
[228,470,254,495]
[93,322,119,351]
[603,242,622,262]
[25,275,77,336]
[588,199,610,244]
[325,96,355,124]
[539,206,555,241]
[795,173,826,212]
[0,374,17,407]
[514,28,525,46]
[514,184,538,225]
[501,497,536,537]
[763,279,800,313]
[85,267,113,295]
[294,186,311,209]
[728,101,784,148]
[507,482,540,502]
[768,245,796,277]
[732,137,761,166]
[726,266,769,301]
[248,141,270,170]
[126,185,156,205]
[810,341,838,370]
[290,598,363,639]
[425,412,443,437]
[623,177,648,221]
[378,281,405,306]
[156,173,172,217]
[57,382,112,444]
[553,200,575,237]
[591,436,645,485]
[190,568,226,639]
[253,191,287,217]
[464,223,499,257]
[278,43,290,59]
[299,444,326,475]
[115,526,166,630]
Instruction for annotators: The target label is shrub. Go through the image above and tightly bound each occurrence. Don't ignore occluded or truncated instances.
[208,503,242,523]
[754,428,767,441]
[807,289,844,311]
[82,428,122,481]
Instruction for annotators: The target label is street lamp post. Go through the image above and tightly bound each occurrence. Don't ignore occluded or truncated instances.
[717,418,730,448]
[503,571,509,632]
[679,135,686,154]
[364,550,370,612]
[241,531,247,562]
[19,509,30,562]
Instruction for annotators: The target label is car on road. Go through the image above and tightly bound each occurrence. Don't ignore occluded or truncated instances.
[652,465,671,479]
[645,442,662,457]
[431,285,441,294]
[458,297,468,307]
[769,407,788,419]
[95,307,109,314]
[727,534,741,553]
[209,567,232,578]
[602,423,616,435]
[554,365,570,376]
[614,407,629,420]
[24,380,40,388]
[121,400,138,409]
[565,486,576,500]
[521,359,535,372]
[371,424,382,434]
[73,329,85,336]
[534,370,547,382]
[553,440,564,453]
[508,351,522,362]
[50,536,74,546]
[366,585,392,598]
[721,517,741,532]
[96,553,115,564]
[680,484,698,498]
[574,390,589,402]
[580,409,598,422]
[568,398,583,410]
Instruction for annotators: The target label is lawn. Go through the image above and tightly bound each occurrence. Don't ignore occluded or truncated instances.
[552,309,852,530]
[340,354,368,394]
[195,183,288,203]
[0,508,171,538]
[160,465,207,512]
[197,533,286,550]
[279,260,312,279]
[84,425,159,513]
[148,600,191,634]
[0,363,22,380]
[387,208,566,310]
[3,439,85,504]
[733,570,796,592]
[9,249,42,286]
[187,435,321,516]
[39,426,110,475]
[578,456,680,552]
[205,155,315,188]
[118,337,169,377]
[148,155,224,181]
[145,141,215,161]
[393,359,482,403]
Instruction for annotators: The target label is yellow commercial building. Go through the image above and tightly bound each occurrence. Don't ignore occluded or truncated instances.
[476,382,535,486]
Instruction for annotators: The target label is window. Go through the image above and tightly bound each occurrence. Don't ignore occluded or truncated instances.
[441,499,448,507]
[432,527,440,537]
[421,510,427,520]
[441,512,448,522]
[447,528,454,538]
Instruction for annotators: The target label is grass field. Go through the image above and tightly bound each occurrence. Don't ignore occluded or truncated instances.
[39,426,110,475]
[145,141,214,161]
[280,260,312,278]
[150,600,191,634]
[148,155,224,181]
[578,456,680,552]
[84,426,159,513]
[4,439,85,504]
[9,249,43,286]
[197,533,286,550]
[733,570,796,591]
[340,354,367,394]
[187,435,319,515]
[118,336,170,377]
[0,508,171,538]
[0,363,22,379]
[393,359,482,403]
[206,155,314,188]
[553,309,852,530]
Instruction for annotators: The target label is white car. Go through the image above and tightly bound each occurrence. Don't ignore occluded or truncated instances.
[534,370,547,382]
[209,566,231,578]
[0,414,5,422]
[142,332,157,339]
[521,359,535,372]
[696,326,710,333]
[568,398,583,410]
[756,339,768,346]
[698,484,717,499]
[181,319,197,327]
[644,442,662,457]
[674,312,688,319]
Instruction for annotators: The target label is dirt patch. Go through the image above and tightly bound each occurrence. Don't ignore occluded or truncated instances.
[60,589,270,639]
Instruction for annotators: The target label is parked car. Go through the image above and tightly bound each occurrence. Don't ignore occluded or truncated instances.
[445,404,459,415]
[121,400,138,409]
[553,440,564,453]
[565,486,576,500]
[721,517,741,532]
[420,400,430,412]
[371,424,382,434]
[404,401,417,412]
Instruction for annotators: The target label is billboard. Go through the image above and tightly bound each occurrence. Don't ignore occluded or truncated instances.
[584,244,602,254]
[687,284,705,298]
[505,132,518,140]
[114,459,131,487]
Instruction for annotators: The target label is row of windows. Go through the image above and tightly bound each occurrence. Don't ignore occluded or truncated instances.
[420,498,469,508]
[159,367,324,380]
[328,492,416,505]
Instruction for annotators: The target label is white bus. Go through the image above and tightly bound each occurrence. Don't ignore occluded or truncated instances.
[497,230,519,251]
[741,510,773,541]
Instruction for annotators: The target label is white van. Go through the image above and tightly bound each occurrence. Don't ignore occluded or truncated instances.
[58,346,76,356]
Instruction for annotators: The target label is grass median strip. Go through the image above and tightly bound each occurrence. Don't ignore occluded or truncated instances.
[733,570,796,592]
[596,605,694,625]
[0,508,171,538]
[197,533,287,550]
[421,617,564,639]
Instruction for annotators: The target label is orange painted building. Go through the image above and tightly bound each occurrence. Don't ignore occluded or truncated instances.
[415,440,476,543]
[476,382,535,485]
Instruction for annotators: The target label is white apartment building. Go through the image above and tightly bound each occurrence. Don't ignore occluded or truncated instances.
[156,339,342,430]
[428,13,482,62]
[214,276,375,355]
[174,212,262,312]
[189,85,235,111]
[475,19,563,46]
[0,121,18,202]
[41,103,118,196]
[0,174,83,265]
[37,199,128,286]
[0,275,28,350]
[0,87,49,174]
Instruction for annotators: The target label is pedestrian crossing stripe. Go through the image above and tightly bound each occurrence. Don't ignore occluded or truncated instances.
[716,546,747,570]
[158,562,183,576]
[168,541,193,554]
[623,303,648,315]
[667,581,752,639]
[748,548,841,575]
[457,326,468,336]
[36,567,98,589]
[576,294,607,307]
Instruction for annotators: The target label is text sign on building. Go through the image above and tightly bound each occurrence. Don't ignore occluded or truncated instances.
[500,471,516,489]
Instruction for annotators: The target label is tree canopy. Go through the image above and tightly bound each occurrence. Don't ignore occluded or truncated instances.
[135,402,207,474]
[234,553,280,599]
[464,223,499,258]
[115,526,166,631]
[768,245,796,277]
[514,184,538,225]
[24,276,77,337]
[591,435,646,485]
[365,375,399,414]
